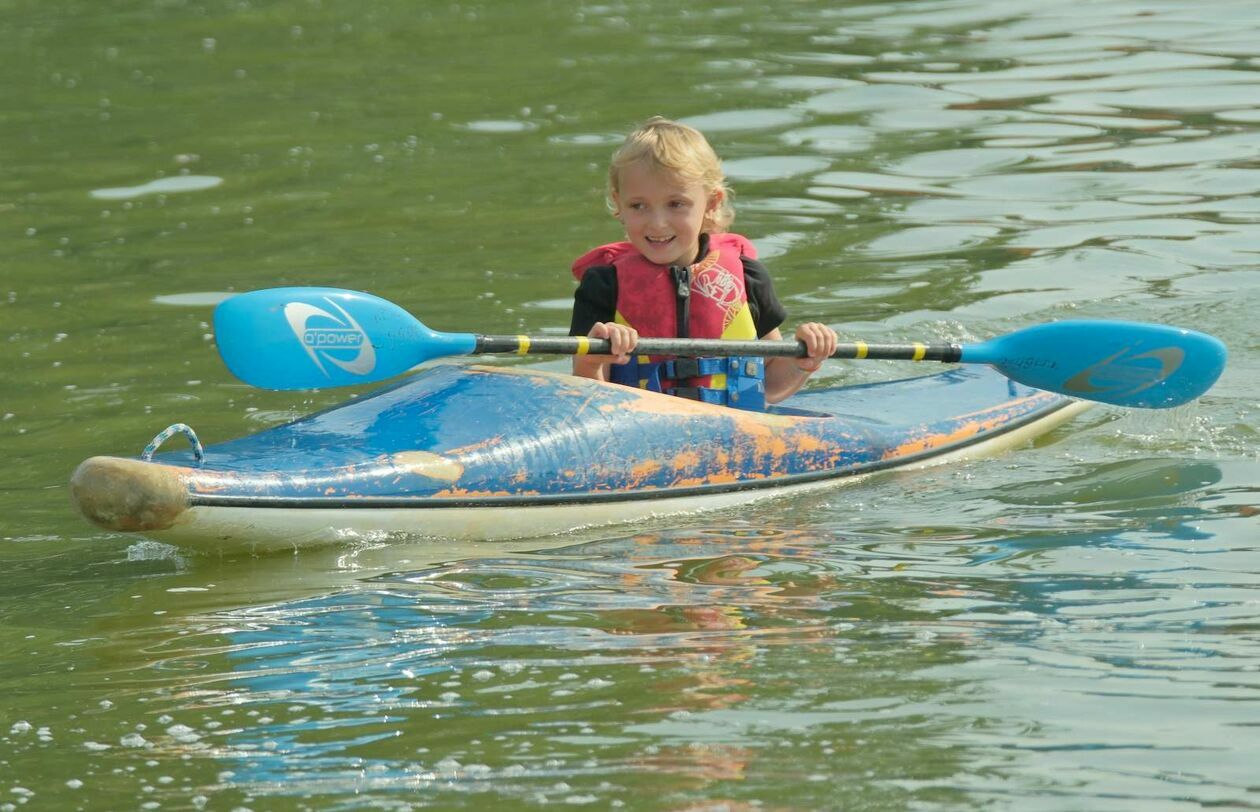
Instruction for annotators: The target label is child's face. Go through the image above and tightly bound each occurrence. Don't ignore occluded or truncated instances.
[612,161,720,267]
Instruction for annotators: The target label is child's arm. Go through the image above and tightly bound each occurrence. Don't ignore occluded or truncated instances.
[572,322,639,381]
[763,322,838,403]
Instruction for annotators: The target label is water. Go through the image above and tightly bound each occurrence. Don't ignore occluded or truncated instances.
[2,0,1258,808]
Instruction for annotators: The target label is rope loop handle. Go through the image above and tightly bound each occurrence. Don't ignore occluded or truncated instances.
[141,423,205,465]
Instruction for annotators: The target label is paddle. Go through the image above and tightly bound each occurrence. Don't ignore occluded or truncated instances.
[213,286,1227,408]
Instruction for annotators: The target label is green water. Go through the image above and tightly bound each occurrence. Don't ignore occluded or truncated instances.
[3,0,1258,808]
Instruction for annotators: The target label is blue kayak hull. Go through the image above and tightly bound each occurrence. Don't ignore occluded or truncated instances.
[71,365,1088,552]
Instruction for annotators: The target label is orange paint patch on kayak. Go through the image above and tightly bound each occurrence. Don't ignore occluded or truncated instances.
[883,416,1006,459]
[762,436,790,458]
[672,450,702,470]
[390,451,464,482]
[791,433,833,454]
[630,460,663,480]
[721,421,809,472]
[442,435,511,460]
[670,471,746,488]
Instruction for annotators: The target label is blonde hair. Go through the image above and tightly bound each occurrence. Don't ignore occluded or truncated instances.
[608,116,735,232]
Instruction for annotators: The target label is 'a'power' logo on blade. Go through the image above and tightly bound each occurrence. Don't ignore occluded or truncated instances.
[1063,345,1184,398]
[283,298,376,377]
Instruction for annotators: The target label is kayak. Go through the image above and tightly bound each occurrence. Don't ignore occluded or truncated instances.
[71,363,1089,554]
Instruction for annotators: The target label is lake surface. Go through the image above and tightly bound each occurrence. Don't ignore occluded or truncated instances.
[2,0,1258,808]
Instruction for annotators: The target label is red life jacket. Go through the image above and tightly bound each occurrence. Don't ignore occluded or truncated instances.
[571,233,766,410]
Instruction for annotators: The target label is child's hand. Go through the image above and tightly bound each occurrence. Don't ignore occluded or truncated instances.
[589,322,638,364]
[794,322,837,372]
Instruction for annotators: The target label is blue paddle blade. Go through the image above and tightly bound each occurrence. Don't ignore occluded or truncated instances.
[961,320,1227,408]
[214,287,477,389]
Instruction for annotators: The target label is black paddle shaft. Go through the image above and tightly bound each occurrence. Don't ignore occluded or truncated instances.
[474,335,964,363]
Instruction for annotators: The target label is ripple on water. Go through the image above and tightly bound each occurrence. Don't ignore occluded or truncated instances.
[739,197,846,216]
[752,231,810,260]
[754,76,862,92]
[1014,49,1136,67]
[1115,194,1204,205]
[1027,110,1180,131]
[889,148,1031,180]
[868,107,1010,132]
[1215,108,1260,123]
[869,52,1233,89]
[967,248,1197,309]
[807,185,871,200]
[951,167,1260,201]
[521,298,574,311]
[459,120,538,133]
[856,225,1003,259]
[973,122,1103,140]
[967,34,1143,60]
[152,292,234,307]
[643,33,750,50]
[242,409,305,425]
[547,132,623,147]
[774,51,876,67]
[952,67,1260,105]
[1025,97,1127,115]
[1066,82,1260,113]
[812,171,957,197]
[722,156,830,182]
[1187,38,1260,57]
[1007,217,1227,251]
[804,83,976,114]
[982,137,1061,148]
[1117,229,1260,269]
[1174,269,1260,296]
[1031,131,1260,171]
[89,175,223,200]
[678,108,807,132]
[780,124,874,153]
[897,194,1217,229]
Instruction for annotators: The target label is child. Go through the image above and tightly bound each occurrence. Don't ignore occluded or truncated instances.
[569,116,837,410]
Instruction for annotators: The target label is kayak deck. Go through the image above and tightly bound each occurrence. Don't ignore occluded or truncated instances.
[71,364,1088,552]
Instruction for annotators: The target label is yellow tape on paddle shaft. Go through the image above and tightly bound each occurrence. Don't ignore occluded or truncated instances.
[575,337,590,355]
[515,336,530,355]
[852,340,927,360]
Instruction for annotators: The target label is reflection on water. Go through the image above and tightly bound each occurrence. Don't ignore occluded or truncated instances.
[74,495,1254,808]
[128,528,973,805]
[89,175,224,200]
[3,0,1259,808]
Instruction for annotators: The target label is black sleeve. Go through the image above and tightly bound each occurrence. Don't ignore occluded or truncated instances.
[743,256,788,338]
[569,265,618,336]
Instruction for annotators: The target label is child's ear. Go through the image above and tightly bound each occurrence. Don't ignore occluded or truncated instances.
[703,189,724,229]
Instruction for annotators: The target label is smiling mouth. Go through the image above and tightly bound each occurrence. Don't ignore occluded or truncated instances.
[646,236,674,245]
